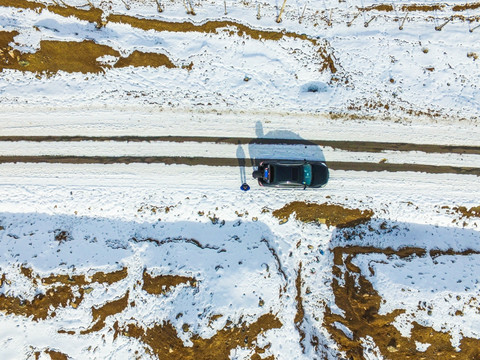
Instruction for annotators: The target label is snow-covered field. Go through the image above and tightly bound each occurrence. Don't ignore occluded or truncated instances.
[1,0,480,359]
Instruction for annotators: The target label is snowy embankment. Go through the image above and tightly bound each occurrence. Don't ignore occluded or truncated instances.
[1,0,480,119]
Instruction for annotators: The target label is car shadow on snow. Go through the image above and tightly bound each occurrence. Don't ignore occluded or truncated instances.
[247,121,326,168]
[0,212,290,338]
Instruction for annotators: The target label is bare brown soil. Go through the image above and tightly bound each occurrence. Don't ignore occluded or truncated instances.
[440,205,480,227]
[0,0,45,11]
[44,349,69,360]
[452,205,480,219]
[1,0,102,24]
[401,4,445,12]
[48,3,103,26]
[453,2,480,11]
[114,50,176,69]
[0,32,178,74]
[272,201,374,228]
[118,313,282,360]
[34,349,69,360]
[142,270,196,295]
[0,266,127,320]
[324,246,480,359]
[91,267,129,284]
[358,4,394,12]
[81,291,130,334]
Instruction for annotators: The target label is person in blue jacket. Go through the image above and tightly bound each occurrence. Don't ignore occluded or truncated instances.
[240,183,250,191]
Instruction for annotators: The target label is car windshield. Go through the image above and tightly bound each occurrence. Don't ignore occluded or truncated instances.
[303,164,312,186]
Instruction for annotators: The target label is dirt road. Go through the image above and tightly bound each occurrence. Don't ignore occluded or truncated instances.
[0,136,479,176]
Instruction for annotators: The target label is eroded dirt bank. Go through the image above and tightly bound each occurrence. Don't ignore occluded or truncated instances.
[324,246,480,359]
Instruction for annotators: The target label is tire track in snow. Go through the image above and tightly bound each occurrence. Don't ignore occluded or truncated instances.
[1,136,479,154]
[0,156,478,176]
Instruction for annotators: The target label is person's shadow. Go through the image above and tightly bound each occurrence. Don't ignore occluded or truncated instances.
[248,121,326,169]
[236,142,248,186]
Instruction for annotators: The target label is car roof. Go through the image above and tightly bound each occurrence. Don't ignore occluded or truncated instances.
[270,163,303,184]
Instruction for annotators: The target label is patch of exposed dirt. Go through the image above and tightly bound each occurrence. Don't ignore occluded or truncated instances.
[119,313,282,360]
[91,267,128,284]
[81,291,129,334]
[114,50,176,69]
[1,0,102,24]
[0,34,178,74]
[453,2,480,11]
[41,267,127,286]
[452,205,480,219]
[0,284,80,320]
[0,30,18,50]
[0,266,127,320]
[324,246,480,359]
[0,0,45,11]
[142,270,196,295]
[48,3,103,26]
[358,4,394,12]
[440,205,480,227]
[54,229,72,244]
[272,201,374,228]
[347,100,391,112]
[41,272,89,286]
[0,38,119,74]
[34,349,69,360]
[401,4,445,11]
[45,349,69,360]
